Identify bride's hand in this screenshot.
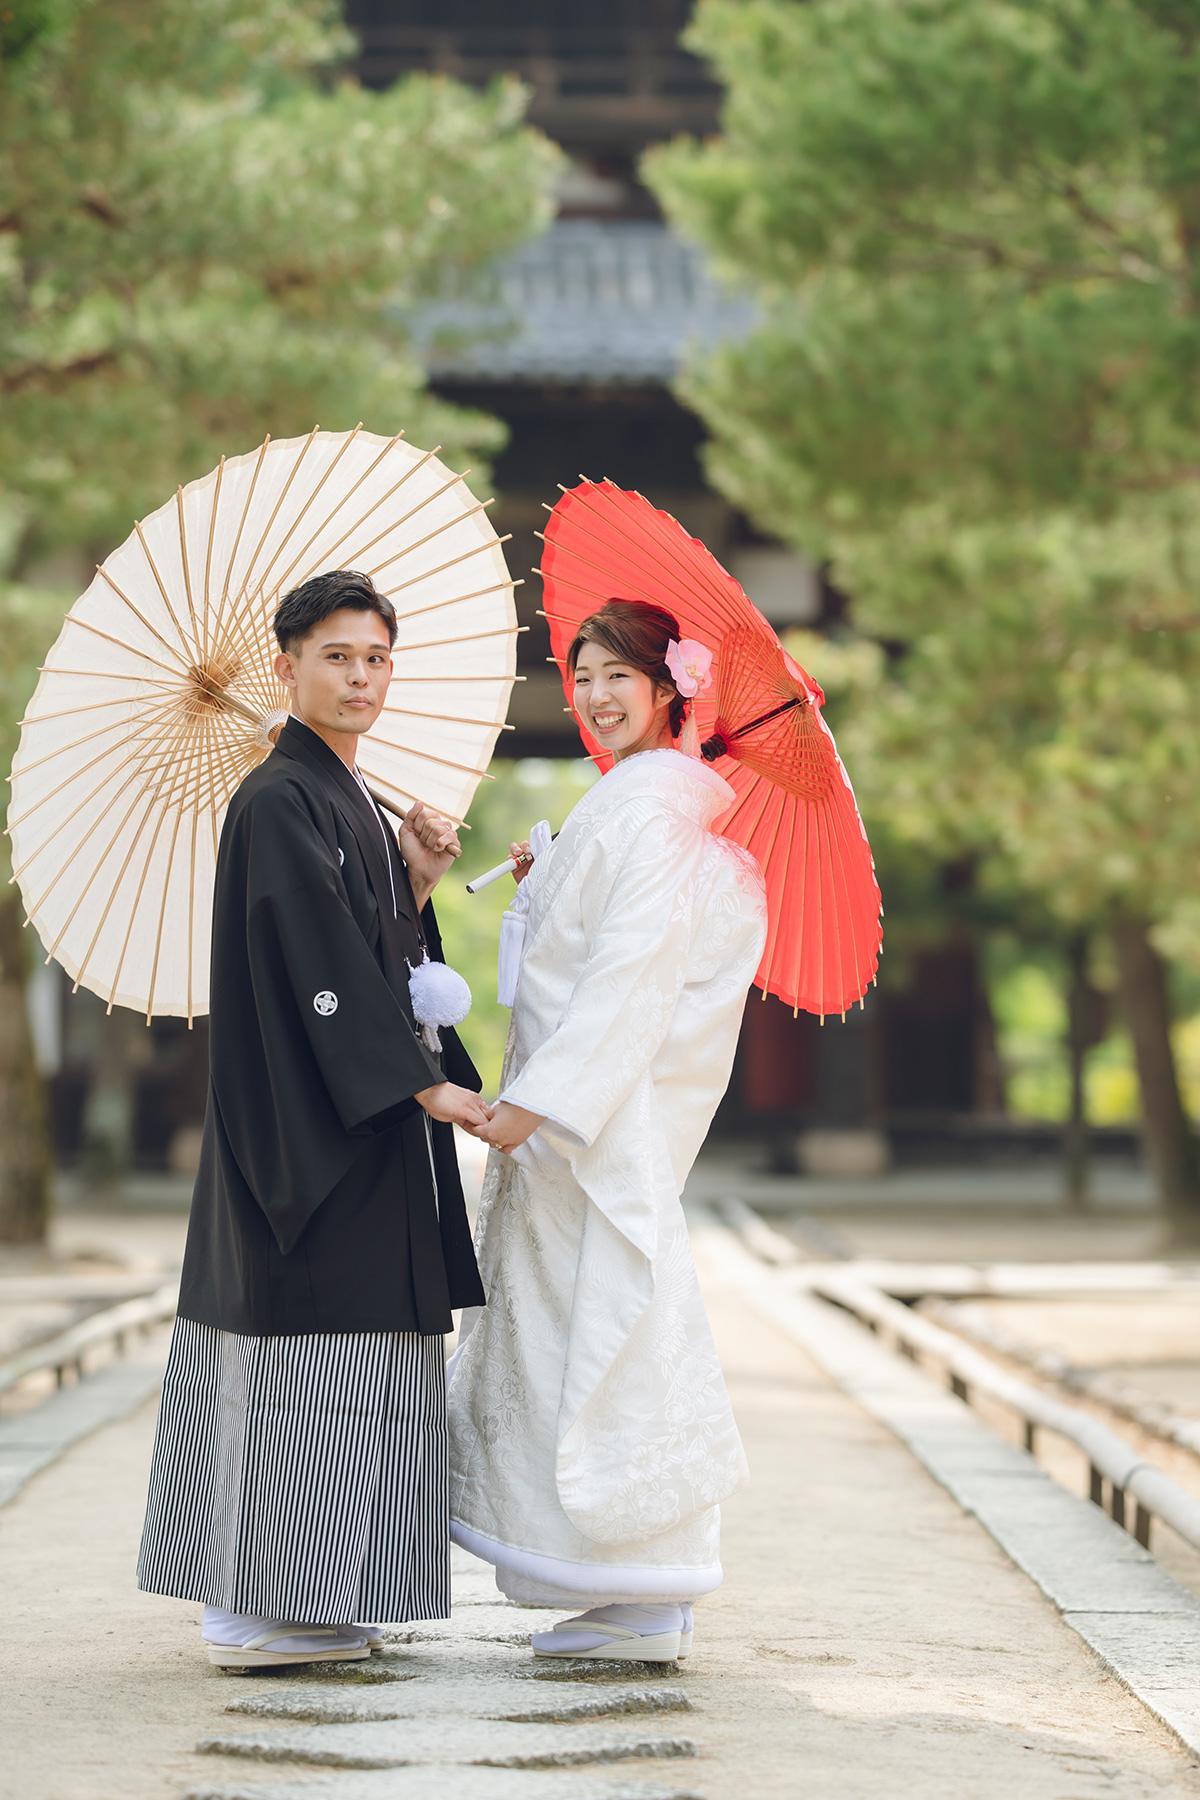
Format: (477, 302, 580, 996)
(509, 840, 533, 884)
(478, 1101, 543, 1155)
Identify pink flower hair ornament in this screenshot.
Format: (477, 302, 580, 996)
(664, 637, 713, 758)
(665, 637, 713, 699)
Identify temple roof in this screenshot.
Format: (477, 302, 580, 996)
(422, 220, 754, 385)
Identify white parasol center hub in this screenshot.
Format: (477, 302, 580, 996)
(254, 707, 290, 748)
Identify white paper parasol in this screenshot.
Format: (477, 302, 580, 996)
(7, 427, 519, 1021)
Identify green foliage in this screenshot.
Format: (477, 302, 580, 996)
(0, 0, 559, 891)
(0, 0, 73, 63)
(646, 0, 1200, 964)
(985, 949, 1200, 1125)
(0, 577, 73, 891)
(0, 0, 561, 564)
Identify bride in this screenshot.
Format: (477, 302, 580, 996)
(448, 597, 767, 1663)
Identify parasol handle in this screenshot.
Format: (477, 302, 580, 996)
(209, 688, 285, 738)
(701, 694, 807, 762)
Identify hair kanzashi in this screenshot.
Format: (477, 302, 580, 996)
(566, 598, 687, 738)
(273, 569, 398, 654)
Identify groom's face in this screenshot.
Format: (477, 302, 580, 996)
(274, 608, 394, 742)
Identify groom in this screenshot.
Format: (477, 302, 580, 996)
(138, 568, 489, 1669)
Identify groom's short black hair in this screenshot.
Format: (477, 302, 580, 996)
(273, 569, 398, 653)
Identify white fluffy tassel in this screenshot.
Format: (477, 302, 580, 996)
(678, 707, 701, 758)
(408, 954, 472, 1054)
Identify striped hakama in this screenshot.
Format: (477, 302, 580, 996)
(137, 1318, 448, 1623)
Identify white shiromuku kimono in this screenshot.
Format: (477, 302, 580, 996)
(448, 748, 768, 1604)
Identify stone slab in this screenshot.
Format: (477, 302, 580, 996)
(237, 1641, 686, 1690)
(376, 1604, 562, 1645)
(0, 1356, 163, 1506)
(1063, 1612, 1200, 1753)
(225, 1682, 691, 1726)
(187, 1772, 706, 1800)
(938, 1472, 1197, 1614)
(197, 1720, 697, 1770)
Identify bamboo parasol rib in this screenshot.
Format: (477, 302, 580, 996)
(8, 429, 518, 1020)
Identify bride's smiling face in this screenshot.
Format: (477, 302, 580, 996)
(571, 640, 674, 762)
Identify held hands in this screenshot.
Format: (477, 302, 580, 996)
(475, 1100, 544, 1156)
(401, 801, 461, 910)
(414, 1087, 541, 1154)
(415, 1082, 493, 1133)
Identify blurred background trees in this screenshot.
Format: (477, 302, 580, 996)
(6, 0, 1200, 1240)
(0, 0, 559, 1239)
(648, 0, 1200, 1229)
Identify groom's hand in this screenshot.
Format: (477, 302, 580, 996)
(416, 1082, 493, 1132)
(401, 801, 461, 910)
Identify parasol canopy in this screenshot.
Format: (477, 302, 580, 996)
(539, 479, 881, 1018)
(8, 427, 518, 1022)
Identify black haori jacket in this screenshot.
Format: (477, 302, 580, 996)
(177, 717, 486, 1337)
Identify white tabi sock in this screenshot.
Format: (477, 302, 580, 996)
(531, 1602, 684, 1656)
(202, 1605, 368, 1652)
(336, 1622, 383, 1645)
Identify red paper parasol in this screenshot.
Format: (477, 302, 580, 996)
(539, 480, 882, 1018)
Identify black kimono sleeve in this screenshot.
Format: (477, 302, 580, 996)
(214, 780, 443, 1255)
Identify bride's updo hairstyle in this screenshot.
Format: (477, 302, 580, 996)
(566, 599, 687, 739)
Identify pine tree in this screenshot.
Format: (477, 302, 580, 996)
(648, 0, 1200, 1227)
(0, 0, 559, 1239)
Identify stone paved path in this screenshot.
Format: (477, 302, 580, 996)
(189, 1551, 701, 1796)
(7, 1226, 1200, 1798)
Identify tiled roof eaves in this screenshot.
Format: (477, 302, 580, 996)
(415, 220, 754, 385)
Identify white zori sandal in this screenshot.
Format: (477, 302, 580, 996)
(204, 1623, 371, 1668)
(531, 1603, 684, 1663)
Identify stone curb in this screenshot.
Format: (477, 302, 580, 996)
(0, 1353, 164, 1506)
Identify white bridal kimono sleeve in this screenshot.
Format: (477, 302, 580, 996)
(449, 750, 768, 1603)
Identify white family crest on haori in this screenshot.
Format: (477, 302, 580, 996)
(448, 749, 768, 1600)
(7, 429, 518, 1021)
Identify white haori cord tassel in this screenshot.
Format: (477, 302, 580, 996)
(407, 953, 472, 1053)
